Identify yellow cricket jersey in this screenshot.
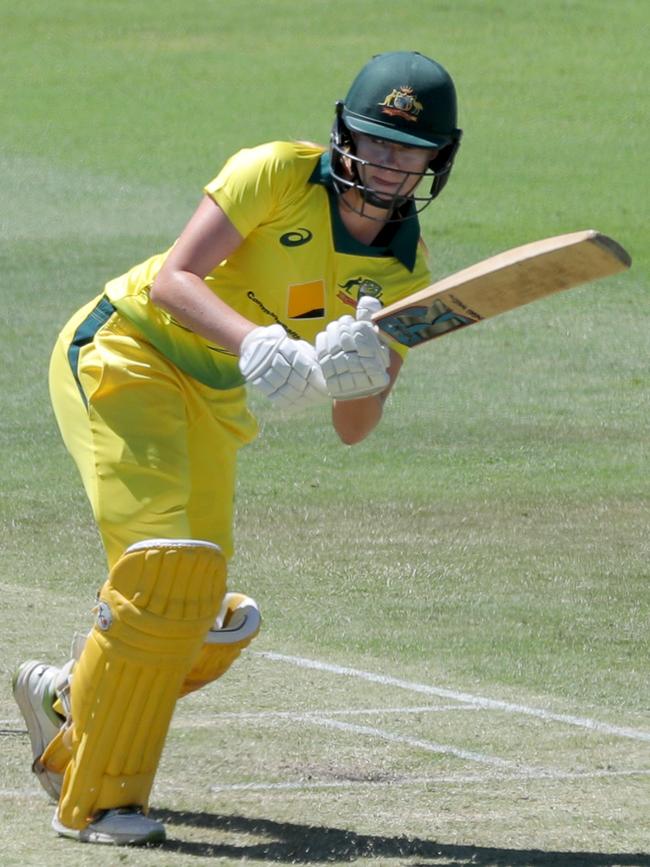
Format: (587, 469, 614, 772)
(105, 141, 432, 390)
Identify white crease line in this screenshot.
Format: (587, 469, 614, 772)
(290, 714, 521, 768)
(7, 707, 507, 768)
(257, 652, 650, 743)
(174, 705, 480, 724)
(175, 708, 515, 768)
(210, 767, 650, 794)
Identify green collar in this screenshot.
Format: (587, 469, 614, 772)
(309, 152, 421, 272)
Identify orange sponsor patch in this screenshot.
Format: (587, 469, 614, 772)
(287, 280, 325, 319)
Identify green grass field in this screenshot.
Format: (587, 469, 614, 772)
(1, 1, 648, 864)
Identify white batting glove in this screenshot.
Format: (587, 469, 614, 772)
(315, 296, 390, 401)
(239, 324, 329, 410)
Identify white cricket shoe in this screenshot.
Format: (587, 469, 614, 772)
(52, 808, 166, 845)
(12, 660, 65, 801)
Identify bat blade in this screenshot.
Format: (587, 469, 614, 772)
(374, 230, 631, 348)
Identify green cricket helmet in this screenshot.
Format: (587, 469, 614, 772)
(330, 51, 462, 218)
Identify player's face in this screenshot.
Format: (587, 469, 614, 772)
(352, 132, 439, 200)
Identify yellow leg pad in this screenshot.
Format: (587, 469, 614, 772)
(40, 726, 73, 775)
(179, 592, 261, 698)
(56, 539, 226, 830)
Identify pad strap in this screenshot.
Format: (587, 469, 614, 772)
(180, 593, 261, 697)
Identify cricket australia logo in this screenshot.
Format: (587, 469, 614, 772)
(379, 86, 423, 123)
(337, 277, 383, 309)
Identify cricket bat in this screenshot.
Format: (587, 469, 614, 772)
(374, 229, 631, 347)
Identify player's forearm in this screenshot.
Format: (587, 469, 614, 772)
(150, 271, 254, 354)
(331, 393, 385, 444)
(150, 197, 254, 354)
(332, 348, 402, 444)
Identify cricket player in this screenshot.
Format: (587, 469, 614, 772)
(13, 51, 462, 845)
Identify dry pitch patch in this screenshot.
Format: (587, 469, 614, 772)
(2, 646, 649, 865)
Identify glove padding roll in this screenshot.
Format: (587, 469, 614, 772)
(239, 324, 328, 410)
(316, 298, 390, 400)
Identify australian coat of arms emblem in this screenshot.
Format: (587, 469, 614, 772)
(378, 86, 423, 122)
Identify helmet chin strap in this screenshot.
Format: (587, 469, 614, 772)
(338, 174, 421, 223)
(360, 188, 406, 211)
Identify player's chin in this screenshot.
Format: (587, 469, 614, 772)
(370, 191, 395, 206)
(370, 178, 419, 203)
(364, 183, 401, 204)
(363, 188, 411, 212)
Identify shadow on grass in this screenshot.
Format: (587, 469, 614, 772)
(151, 808, 650, 865)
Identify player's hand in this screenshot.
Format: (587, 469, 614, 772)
(315, 297, 390, 400)
(239, 324, 329, 410)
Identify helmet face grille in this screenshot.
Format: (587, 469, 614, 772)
(330, 132, 433, 221)
(329, 104, 461, 222)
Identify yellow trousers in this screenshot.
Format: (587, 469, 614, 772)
(49, 296, 258, 568)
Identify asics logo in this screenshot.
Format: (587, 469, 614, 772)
(280, 228, 313, 247)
